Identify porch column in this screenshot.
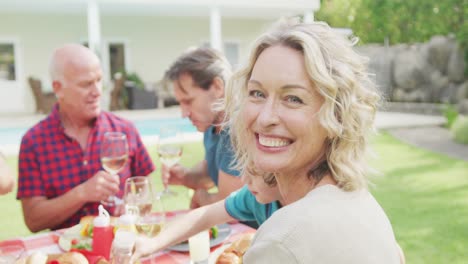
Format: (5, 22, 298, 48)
(210, 7, 223, 51)
(303, 11, 314, 23)
(87, 0, 102, 56)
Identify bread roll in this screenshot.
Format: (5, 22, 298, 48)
(229, 233, 254, 256)
(216, 233, 254, 264)
(47, 252, 89, 264)
(216, 252, 241, 264)
(26, 251, 48, 264)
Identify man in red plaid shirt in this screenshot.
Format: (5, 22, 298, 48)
(17, 44, 155, 232)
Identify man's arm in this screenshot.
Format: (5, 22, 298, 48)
(184, 160, 216, 189)
(164, 160, 215, 190)
(191, 170, 243, 208)
(22, 171, 120, 232)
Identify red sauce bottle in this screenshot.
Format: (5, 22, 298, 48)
(92, 205, 114, 260)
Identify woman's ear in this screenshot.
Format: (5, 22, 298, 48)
(211, 77, 225, 98)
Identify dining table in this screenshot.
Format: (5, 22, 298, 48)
(0, 210, 256, 264)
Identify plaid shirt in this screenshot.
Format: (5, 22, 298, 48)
(17, 104, 155, 230)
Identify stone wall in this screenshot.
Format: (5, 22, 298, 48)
(355, 35, 467, 114)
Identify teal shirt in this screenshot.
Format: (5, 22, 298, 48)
(225, 185, 281, 225)
(203, 126, 240, 185)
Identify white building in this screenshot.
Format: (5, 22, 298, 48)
(0, 0, 320, 114)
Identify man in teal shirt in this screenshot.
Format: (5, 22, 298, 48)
(162, 47, 243, 208)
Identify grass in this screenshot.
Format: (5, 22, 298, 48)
(1, 133, 467, 263)
(369, 132, 468, 264)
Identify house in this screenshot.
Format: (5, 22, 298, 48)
(0, 0, 320, 114)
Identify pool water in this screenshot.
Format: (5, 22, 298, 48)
(0, 117, 197, 146)
(135, 118, 197, 137)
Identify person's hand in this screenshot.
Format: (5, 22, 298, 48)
(190, 189, 209, 209)
(113, 203, 126, 216)
(131, 235, 157, 263)
(79, 170, 120, 202)
(161, 164, 187, 187)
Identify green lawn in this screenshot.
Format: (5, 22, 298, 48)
(370, 132, 468, 264)
(1, 133, 467, 263)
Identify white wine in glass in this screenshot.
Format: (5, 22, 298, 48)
(135, 215, 164, 237)
(102, 155, 128, 175)
(158, 145, 183, 168)
(158, 127, 183, 197)
(135, 195, 166, 237)
(100, 132, 129, 207)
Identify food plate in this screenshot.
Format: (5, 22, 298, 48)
(58, 224, 92, 252)
(208, 243, 231, 264)
(167, 223, 231, 252)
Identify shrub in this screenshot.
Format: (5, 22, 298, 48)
(125, 72, 145, 89)
(442, 104, 459, 128)
(451, 115, 468, 145)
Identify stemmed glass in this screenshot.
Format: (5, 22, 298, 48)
(100, 131, 129, 207)
(135, 195, 166, 237)
(123, 176, 153, 217)
(124, 176, 165, 237)
(158, 126, 183, 197)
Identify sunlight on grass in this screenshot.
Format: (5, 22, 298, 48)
(370, 132, 468, 264)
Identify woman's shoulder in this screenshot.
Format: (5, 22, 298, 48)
(251, 187, 399, 263)
(257, 185, 387, 238)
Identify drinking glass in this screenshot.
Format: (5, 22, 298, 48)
(124, 176, 153, 217)
(0, 245, 25, 264)
(135, 195, 166, 237)
(100, 131, 129, 207)
(158, 127, 183, 197)
(188, 230, 210, 264)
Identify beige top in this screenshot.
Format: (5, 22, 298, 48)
(244, 185, 400, 264)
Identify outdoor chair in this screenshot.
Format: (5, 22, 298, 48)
(28, 76, 56, 114)
(125, 82, 157, 110)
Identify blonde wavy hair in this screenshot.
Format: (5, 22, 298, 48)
(223, 19, 380, 191)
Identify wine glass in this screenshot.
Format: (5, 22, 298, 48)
(135, 195, 166, 237)
(123, 176, 153, 217)
(158, 126, 183, 197)
(100, 131, 129, 207)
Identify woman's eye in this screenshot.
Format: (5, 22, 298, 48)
(285, 95, 303, 104)
(248, 90, 265, 99)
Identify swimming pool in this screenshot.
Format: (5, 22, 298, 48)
(0, 117, 200, 155)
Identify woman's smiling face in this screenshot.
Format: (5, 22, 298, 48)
(242, 45, 328, 175)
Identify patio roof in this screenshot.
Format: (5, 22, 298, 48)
(0, 0, 320, 18)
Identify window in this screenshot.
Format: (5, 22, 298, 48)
(82, 41, 127, 80)
(0, 44, 15, 81)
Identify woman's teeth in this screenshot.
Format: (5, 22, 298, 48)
(259, 136, 290, 147)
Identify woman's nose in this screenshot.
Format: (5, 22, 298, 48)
(257, 99, 280, 127)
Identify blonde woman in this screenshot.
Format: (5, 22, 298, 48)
(224, 19, 402, 263)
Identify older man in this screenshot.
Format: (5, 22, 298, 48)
(162, 47, 243, 209)
(17, 44, 154, 232)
